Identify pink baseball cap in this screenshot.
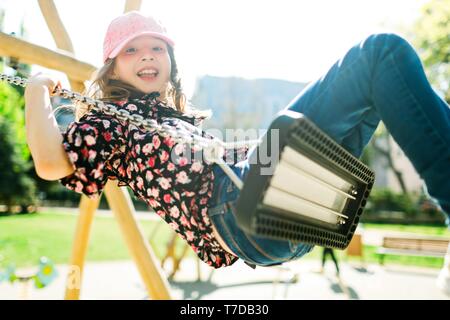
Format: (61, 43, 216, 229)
(103, 11, 175, 63)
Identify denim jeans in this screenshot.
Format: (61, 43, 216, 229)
(208, 162, 315, 267)
(207, 33, 450, 267)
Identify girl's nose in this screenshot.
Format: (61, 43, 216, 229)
(141, 55, 154, 61)
(140, 48, 155, 61)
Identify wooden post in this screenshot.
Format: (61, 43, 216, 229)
(1, 1, 173, 299)
(104, 180, 172, 299)
(64, 194, 100, 300)
(124, 0, 143, 12)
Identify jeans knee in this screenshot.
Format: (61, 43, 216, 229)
(364, 32, 411, 51)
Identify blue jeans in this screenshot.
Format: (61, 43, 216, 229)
(208, 33, 450, 267)
(208, 162, 315, 267)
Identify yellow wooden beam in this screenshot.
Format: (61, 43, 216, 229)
(0, 32, 96, 83)
(104, 180, 172, 299)
(37, 0, 74, 53)
(64, 194, 100, 300)
(124, 0, 142, 12)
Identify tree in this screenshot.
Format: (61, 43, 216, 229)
(0, 116, 38, 213)
(411, 0, 450, 102)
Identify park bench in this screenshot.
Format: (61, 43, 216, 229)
(377, 235, 450, 265)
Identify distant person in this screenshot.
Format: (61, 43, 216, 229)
(320, 248, 340, 277)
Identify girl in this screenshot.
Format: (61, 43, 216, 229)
(25, 11, 450, 270)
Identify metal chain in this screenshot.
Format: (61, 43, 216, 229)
(1, 73, 259, 189)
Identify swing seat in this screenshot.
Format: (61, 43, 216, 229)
(235, 110, 375, 250)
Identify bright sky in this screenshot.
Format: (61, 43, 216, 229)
(1, 0, 429, 97)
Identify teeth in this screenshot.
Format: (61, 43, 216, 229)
(138, 69, 158, 76)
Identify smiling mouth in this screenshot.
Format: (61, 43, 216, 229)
(137, 69, 159, 79)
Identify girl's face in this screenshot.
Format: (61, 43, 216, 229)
(113, 35, 172, 99)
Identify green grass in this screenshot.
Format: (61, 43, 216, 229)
(0, 211, 448, 269)
(0, 211, 192, 268)
(362, 223, 450, 236)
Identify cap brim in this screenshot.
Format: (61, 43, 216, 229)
(108, 31, 175, 60)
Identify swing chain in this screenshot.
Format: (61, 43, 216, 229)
(1, 73, 257, 187)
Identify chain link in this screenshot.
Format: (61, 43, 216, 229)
(1, 73, 260, 188)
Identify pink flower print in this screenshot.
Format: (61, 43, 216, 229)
(169, 205, 180, 218)
(157, 177, 171, 190)
(133, 132, 145, 141)
(167, 162, 175, 171)
(85, 182, 98, 194)
(93, 163, 103, 179)
(163, 136, 175, 148)
(146, 187, 159, 198)
(102, 120, 110, 129)
(126, 104, 137, 111)
(142, 143, 153, 155)
(184, 191, 195, 197)
(75, 181, 83, 193)
(156, 210, 166, 219)
(200, 197, 208, 205)
(181, 201, 188, 214)
(102, 131, 112, 142)
(152, 135, 161, 149)
(80, 123, 93, 130)
(136, 176, 144, 190)
(163, 194, 172, 204)
(118, 165, 126, 177)
(178, 157, 188, 166)
(169, 221, 179, 231)
(202, 213, 210, 225)
(81, 148, 89, 160)
(185, 231, 194, 242)
(126, 166, 132, 178)
(68, 151, 78, 163)
(173, 191, 180, 200)
(180, 215, 191, 228)
(135, 144, 141, 155)
(84, 135, 96, 146)
(145, 170, 154, 182)
(148, 197, 161, 208)
(159, 150, 169, 163)
(174, 144, 184, 155)
(147, 156, 156, 168)
(75, 135, 82, 147)
(190, 217, 198, 227)
(88, 150, 97, 162)
(176, 171, 191, 184)
(191, 161, 203, 173)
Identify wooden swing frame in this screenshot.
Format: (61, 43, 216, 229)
(0, 0, 172, 300)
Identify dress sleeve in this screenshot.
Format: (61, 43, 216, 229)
(58, 112, 124, 199)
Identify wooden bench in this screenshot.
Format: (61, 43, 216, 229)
(377, 235, 450, 265)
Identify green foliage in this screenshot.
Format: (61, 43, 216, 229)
(412, 0, 450, 101)
(0, 81, 29, 160)
(0, 116, 38, 208)
(366, 188, 417, 215)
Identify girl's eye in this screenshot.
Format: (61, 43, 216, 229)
(125, 47, 137, 54)
(153, 46, 164, 52)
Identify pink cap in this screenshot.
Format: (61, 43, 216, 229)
(103, 11, 175, 63)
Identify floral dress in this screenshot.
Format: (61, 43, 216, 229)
(59, 93, 248, 268)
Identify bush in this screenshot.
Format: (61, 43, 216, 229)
(0, 116, 39, 213)
(365, 188, 417, 215)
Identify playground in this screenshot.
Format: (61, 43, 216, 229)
(1, 0, 449, 301)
